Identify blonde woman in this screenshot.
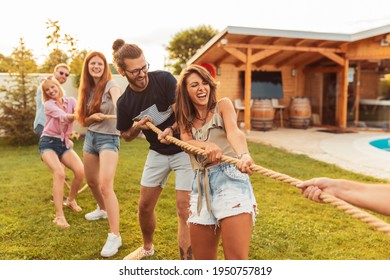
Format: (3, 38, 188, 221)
(77, 51, 122, 257)
(38, 77, 84, 228)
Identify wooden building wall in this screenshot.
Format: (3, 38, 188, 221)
(347, 37, 390, 100)
(215, 64, 301, 112)
(305, 72, 323, 121)
(214, 64, 242, 101)
(360, 71, 380, 99)
(208, 35, 390, 129)
(347, 36, 390, 60)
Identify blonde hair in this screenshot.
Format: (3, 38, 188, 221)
(54, 63, 70, 73)
(40, 76, 65, 103)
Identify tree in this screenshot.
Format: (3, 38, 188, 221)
(69, 49, 88, 87)
(0, 53, 13, 73)
(165, 25, 219, 75)
(39, 19, 79, 73)
(39, 49, 68, 73)
(0, 38, 38, 145)
(40, 19, 87, 87)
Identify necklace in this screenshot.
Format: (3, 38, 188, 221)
(195, 112, 208, 125)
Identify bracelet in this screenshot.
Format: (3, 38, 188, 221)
(238, 152, 250, 159)
(167, 126, 175, 133)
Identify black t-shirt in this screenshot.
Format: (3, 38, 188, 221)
(116, 71, 182, 155)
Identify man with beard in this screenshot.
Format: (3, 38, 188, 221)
(112, 39, 192, 260)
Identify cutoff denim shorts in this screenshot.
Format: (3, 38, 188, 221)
(34, 124, 44, 136)
(83, 130, 120, 156)
(141, 149, 193, 191)
(188, 162, 257, 226)
(39, 136, 70, 158)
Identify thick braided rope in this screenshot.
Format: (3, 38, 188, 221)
(146, 121, 390, 236)
(69, 114, 116, 119)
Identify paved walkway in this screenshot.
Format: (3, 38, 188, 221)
(246, 127, 390, 181)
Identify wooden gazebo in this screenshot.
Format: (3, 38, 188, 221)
(186, 25, 390, 131)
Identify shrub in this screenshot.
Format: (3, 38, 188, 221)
(0, 39, 38, 145)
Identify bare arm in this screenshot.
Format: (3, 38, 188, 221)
(219, 98, 254, 174)
(296, 177, 390, 216)
(83, 113, 105, 127)
(109, 86, 121, 108)
(83, 87, 121, 127)
(121, 116, 152, 142)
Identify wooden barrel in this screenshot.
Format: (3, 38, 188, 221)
(251, 99, 274, 131)
(289, 97, 312, 128)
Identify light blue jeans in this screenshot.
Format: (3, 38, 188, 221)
(188, 162, 257, 226)
(83, 130, 120, 156)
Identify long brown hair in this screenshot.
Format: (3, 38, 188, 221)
(175, 64, 217, 133)
(77, 51, 112, 126)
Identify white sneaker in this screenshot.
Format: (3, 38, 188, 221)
(85, 205, 107, 221)
(100, 233, 122, 257)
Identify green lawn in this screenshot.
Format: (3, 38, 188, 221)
(1, 137, 390, 260)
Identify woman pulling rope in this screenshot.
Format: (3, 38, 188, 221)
(84, 72, 390, 239)
(156, 64, 390, 239)
(149, 120, 390, 236)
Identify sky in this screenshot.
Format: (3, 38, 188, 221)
(2, 0, 390, 71)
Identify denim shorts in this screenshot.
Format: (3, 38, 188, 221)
(83, 130, 120, 156)
(34, 124, 44, 136)
(141, 149, 193, 191)
(188, 162, 257, 226)
(39, 136, 70, 158)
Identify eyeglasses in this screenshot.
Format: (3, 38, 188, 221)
(124, 62, 149, 76)
(59, 71, 70, 77)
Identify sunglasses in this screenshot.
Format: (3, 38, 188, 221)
(59, 71, 70, 77)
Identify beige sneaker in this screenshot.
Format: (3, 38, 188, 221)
(123, 245, 154, 260)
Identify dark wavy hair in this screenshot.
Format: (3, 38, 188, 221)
(175, 64, 217, 133)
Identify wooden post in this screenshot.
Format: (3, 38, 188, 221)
(339, 58, 349, 128)
(354, 62, 361, 127)
(244, 48, 252, 132)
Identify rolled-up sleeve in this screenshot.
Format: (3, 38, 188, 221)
(44, 100, 72, 123)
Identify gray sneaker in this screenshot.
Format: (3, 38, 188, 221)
(101, 233, 122, 257)
(85, 205, 107, 221)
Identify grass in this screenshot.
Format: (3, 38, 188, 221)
(1, 137, 390, 260)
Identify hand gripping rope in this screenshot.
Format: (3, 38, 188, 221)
(69, 114, 117, 120)
(145, 121, 390, 236)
